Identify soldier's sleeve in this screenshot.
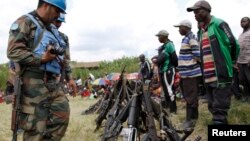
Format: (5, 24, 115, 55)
(63, 34, 73, 81)
(7, 16, 41, 66)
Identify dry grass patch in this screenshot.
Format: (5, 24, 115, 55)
(0, 96, 250, 141)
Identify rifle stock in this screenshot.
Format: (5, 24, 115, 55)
(101, 65, 128, 141)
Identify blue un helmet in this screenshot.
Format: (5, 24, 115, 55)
(42, 0, 67, 13)
(57, 13, 65, 22)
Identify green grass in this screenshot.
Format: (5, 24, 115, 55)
(62, 97, 101, 141)
(228, 99, 250, 124)
(0, 96, 250, 141)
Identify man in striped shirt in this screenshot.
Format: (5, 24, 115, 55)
(187, 0, 239, 125)
(174, 19, 202, 130)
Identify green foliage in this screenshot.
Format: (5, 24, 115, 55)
(72, 56, 140, 80)
(228, 100, 250, 124)
(0, 64, 9, 90)
(0, 57, 140, 90)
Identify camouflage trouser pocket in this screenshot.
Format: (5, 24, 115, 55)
(35, 99, 50, 119)
(19, 112, 47, 134)
(19, 113, 36, 131)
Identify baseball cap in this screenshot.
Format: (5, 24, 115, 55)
(155, 30, 169, 37)
(187, 0, 211, 12)
(174, 20, 192, 28)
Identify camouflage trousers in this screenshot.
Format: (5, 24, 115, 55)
(19, 77, 70, 141)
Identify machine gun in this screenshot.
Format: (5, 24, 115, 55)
(101, 67, 160, 141)
(140, 80, 160, 141)
(101, 65, 127, 141)
(94, 90, 114, 131)
(81, 98, 102, 115)
(11, 63, 22, 141)
(101, 89, 123, 141)
(105, 95, 136, 139)
(119, 94, 139, 141)
(158, 94, 194, 141)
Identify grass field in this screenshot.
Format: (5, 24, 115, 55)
(0, 95, 249, 141)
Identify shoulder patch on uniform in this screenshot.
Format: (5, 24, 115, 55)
(10, 23, 19, 30)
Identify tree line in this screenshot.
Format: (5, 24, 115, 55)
(0, 56, 140, 90)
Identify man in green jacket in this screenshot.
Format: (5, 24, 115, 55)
(187, 0, 239, 124)
(152, 30, 178, 113)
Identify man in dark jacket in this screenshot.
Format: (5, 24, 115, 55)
(139, 54, 152, 82)
(152, 30, 178, 113)
(187, 0, 239, 124)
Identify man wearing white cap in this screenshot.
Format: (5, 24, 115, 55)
(174, 19, 202, 130)
(152, 30, 178, 113)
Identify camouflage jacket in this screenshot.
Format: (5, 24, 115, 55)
(59, 31, 72, 81)
(7, 11, 72, 80)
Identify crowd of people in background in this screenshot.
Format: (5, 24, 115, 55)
(1, 0, 250, 140)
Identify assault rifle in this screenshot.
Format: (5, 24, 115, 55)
(101, 65, 127, 141)
(82, 98, 102, 115)
(102, 88, 123, 141)
(105, 95, 135, 139)
(141, 80, 160, 141)
(11, 63, 22, 141)
(94, 91, 114, 131)
(120, 94, 139, 141)
(159, 95, 194, 141)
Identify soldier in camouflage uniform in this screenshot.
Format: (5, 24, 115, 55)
(51, 14, 74, 96)
(7, 0, 77, 141)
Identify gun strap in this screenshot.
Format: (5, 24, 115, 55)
(26, 13, 46, 51)
(14, 62, 26, 78)
(34, 29, 45, 50)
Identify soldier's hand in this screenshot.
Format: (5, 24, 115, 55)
(69, 79, 77, 97)
(41, 45, 56, 63)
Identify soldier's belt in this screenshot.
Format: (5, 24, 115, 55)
(23, 70, 44, 79)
